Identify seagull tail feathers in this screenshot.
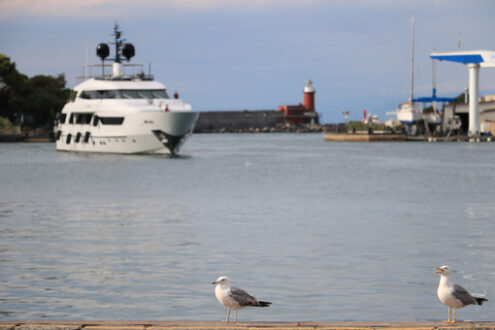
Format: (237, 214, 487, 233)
(258, 301, 271, 307)
(475, 297, 488, 305)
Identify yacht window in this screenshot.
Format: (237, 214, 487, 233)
(78, 89, 169, 99)
(79, 91, 92, 99)
(92, 115, 99, 126)
(79, 90, 106, 99)
(59, 113, 67, 124)
(137, 90, 154, 99)
(120, 90, 140, 99)
(151, 89, 169, 98)
(116, 89, 169, 99)
(104, 90, 116, 99)
(76, 113, 93, 124)
(68, 113, 74, 124)
(99, 117, 125, 125)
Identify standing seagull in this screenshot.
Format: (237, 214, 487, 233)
(435, 265, 487, 323)
(211, 276, 271, 323)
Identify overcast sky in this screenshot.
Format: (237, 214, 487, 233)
(1, 0, 494, 123)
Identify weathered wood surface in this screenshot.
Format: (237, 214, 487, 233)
(1, 321, 495, 330)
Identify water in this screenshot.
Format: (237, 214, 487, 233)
(1, 134, 494, 321)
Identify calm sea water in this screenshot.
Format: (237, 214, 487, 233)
(1, 134, 494, 321)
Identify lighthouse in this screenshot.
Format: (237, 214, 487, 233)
(303, 79, 315, 111)
(278, 79, 319, 126)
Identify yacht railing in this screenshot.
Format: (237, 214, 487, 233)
(76, 63, 154, 82)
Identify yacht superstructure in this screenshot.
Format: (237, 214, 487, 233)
(55, 24, 198, 155)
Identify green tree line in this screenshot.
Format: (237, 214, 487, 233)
(0, 54, 71, 130)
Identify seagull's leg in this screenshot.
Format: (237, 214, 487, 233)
(447, 306, 451, 322)
(453, 308, 457, 323)
(226, 307, 230, 322)
(234, 309, 238, 323)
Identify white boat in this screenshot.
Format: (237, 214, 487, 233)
(423, 111, 442, 126)
(55, 24, 198, 155)
(396, 102, 422, 125)
(393, 14, 422, 126)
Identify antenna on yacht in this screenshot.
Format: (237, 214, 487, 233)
(95, 23, 135, 79)
(113, 23, 122, 63)
(84, 40, 89, 78)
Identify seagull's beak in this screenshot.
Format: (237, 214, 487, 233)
(434, 267, 443, 274)
(211, 281, 217, 285)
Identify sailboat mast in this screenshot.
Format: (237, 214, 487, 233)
(408, 13, 415, 103)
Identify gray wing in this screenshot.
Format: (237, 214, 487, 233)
(229, 287, 260, 307)
(452, 284, 477, 306)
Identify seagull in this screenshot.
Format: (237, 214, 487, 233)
(211, 276, 271, 323)
(435, 265, 487, 323)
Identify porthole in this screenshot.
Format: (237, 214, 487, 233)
(66, 133, 72, 144)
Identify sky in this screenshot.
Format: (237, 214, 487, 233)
(1, 0, 495, 123)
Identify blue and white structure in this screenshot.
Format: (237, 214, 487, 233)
(431, 50, 495, 136)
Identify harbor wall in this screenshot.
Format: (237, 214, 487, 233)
(194, 110, 285, 133)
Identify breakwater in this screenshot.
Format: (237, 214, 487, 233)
(194, 110, 345, 133)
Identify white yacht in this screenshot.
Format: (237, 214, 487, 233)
(55, 24, 198, 155)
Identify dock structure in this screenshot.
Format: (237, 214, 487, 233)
(431, 50, 495, 136)
(1, 321, 495, 330)
(324, 133, 493, 143)
(324, 133, 407, 142)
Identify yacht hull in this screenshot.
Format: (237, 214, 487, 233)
(56, 111, 198, 155)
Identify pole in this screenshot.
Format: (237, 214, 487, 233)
(408, 13, 415, 103)
(468, 63, 480, 136)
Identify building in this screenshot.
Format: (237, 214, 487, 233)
(278, 80, 319, 126)
(442, 93, 495, 135)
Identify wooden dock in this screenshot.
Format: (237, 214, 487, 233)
(324, 133, 493, 143)
(1, 321, 495, 330)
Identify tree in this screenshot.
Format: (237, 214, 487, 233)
(26, 74, 70, 126)
(0, 53, 71, 128)
(0, 54, 29, 124)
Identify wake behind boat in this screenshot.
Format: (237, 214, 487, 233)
(55, 24, 198, 155)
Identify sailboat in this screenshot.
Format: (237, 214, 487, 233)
(395, 14, 422, 125)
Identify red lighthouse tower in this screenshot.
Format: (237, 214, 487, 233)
(303, 79, 315, 111)
(278, 79, 319, 126)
